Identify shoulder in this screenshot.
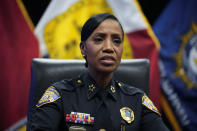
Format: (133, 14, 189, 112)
(52, 79, 74, 91)
(117, 81, 144, 96)
(52, 76, 84, 91)
(116, 81, 160, 115)
(36, 76, 83, 108)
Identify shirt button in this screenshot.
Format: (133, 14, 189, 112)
(118, 82, 122, 87)
(77, 79, 82, 84)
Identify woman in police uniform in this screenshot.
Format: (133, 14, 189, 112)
(30, 13, 169, 131)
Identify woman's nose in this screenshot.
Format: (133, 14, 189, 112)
(103, 39, 114, 53)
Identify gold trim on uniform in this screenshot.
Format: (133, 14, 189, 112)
(142, 94, 160, 115)
(110, 86, 115, 93)
(120, 107, 134, 124)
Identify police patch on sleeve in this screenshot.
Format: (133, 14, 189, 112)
(36, 86, 61, 107)
(142, 94, 160, 115)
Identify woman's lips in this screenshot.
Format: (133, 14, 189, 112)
(99, 56, 115, 65)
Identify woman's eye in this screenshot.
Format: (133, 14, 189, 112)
(113, 39, 122, 44)
(94, 38, 103, 42)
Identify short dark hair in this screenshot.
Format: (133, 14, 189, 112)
(81, 13, 124, 42)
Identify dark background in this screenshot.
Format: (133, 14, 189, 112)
(22, 0, 170, 27)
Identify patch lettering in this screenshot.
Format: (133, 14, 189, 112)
(142, 94, 160, 115)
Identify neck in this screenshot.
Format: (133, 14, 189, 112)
(88, 68, 113, 89)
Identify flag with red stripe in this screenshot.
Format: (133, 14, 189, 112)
(0, 0, 39, 130)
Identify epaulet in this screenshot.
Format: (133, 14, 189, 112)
(142, 94, 161, 115)
(36, 86, 61, 107)
(53, 79, 75, 91)
(53, 77, 84, 91)
(117, 81, 143, 96)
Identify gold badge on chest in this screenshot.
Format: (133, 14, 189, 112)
(120, 107, 134, 124)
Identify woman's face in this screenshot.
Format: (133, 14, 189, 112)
(81, 19, 123, 73)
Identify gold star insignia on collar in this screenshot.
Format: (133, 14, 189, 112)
(110, 86, 116, 93)
(88, 84, 95, 92)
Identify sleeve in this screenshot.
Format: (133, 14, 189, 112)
(140, 94, 169, 131)
(29, 86, 64, 131)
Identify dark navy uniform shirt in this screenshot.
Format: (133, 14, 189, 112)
(30, 73, 169, 131)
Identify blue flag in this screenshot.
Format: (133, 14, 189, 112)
(153, 0, 197, 130)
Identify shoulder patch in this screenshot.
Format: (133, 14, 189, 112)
(142, 94, 160, 115)
(36, 86, 61, 107)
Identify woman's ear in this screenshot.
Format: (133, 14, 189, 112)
(80, 42, 86, 57)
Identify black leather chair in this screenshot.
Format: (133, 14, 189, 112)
(27, 58, 150, 127)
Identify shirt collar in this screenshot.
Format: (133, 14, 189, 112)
(81, 73, 118, 101)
